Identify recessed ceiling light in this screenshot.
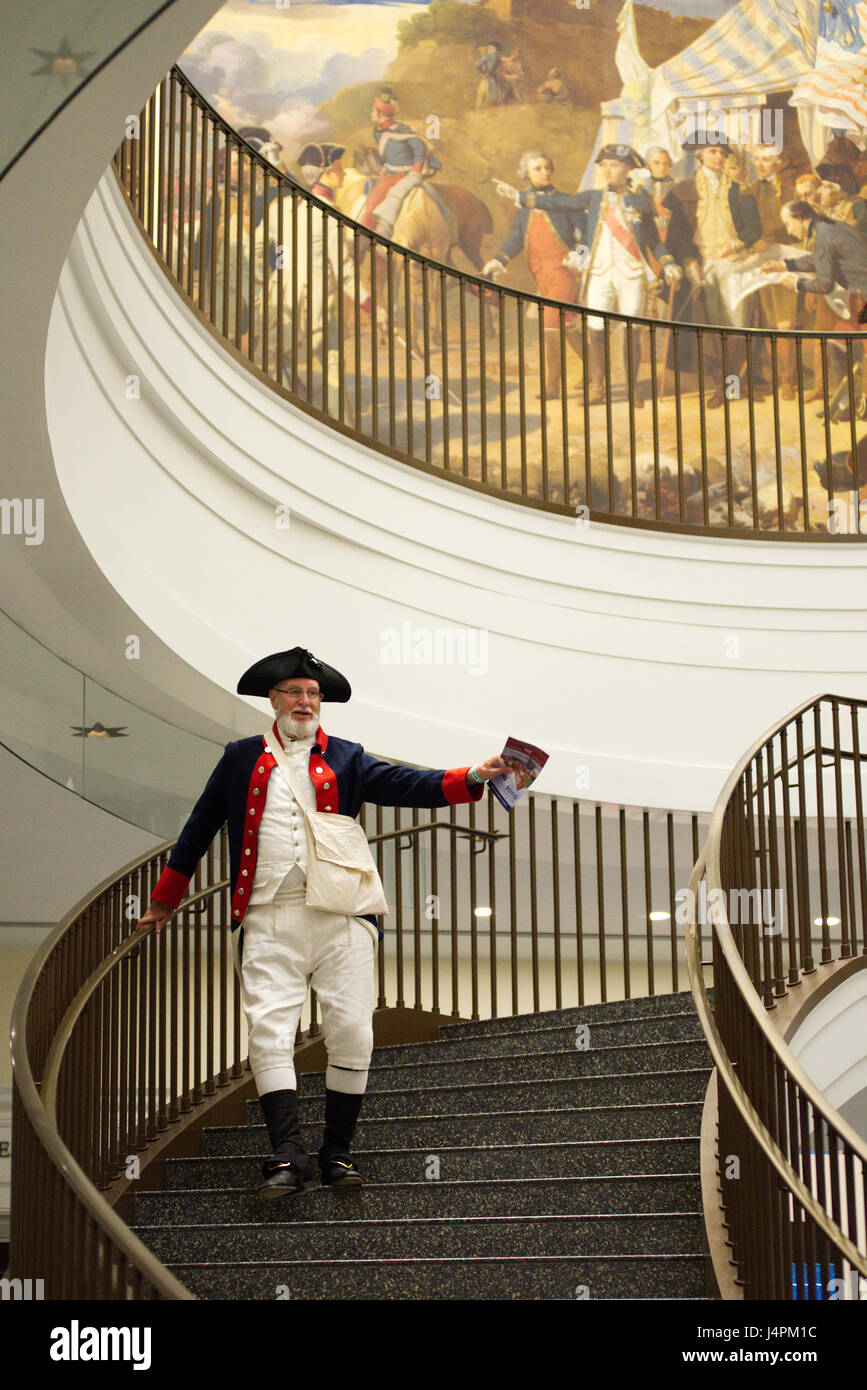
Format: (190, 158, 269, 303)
(648, 910, 670, 921)
(474, 907, 492, 918)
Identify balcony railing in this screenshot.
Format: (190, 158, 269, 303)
(111, 66, 867, 540)
(686, 694, 867, 1299)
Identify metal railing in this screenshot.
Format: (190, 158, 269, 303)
(11, 787, 709, 1298)
(686, 694, 867, 1299)
(110, 65, 867, 540)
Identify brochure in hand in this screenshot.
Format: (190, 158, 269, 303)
(488, 737, 549, 811)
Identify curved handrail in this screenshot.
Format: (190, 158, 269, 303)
(688, 692, 867, 1297)
(685, 852, 867, 1279)
(109, 66, 867, 539)
(9, 837, 195, 1299)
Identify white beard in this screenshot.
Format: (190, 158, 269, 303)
(273, 710, 317, 743)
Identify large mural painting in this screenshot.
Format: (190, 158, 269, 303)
(170, 0, 867, 528)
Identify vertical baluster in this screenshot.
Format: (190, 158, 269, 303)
(517, 296, 527, 493)
(619, 807, 630, 999)
(529, 795, 540, 1012)
(643, 810, 654, 996)
(667, 811, 678, 993)
(551, 799, 561, 1010)
(813, 704, 832, 963)
(469, 800, 479, 1019)
(488, 792, 498, 1019)
(595, 806, 606, 1002)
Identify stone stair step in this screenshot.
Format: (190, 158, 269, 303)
(202, 1101, 704, 1155)
(168, 1137, 700, 1187)
(164, 1253, 706, 1300)
(371, 1013, 705, 1064)
(438, 993, 699, 1038)
(134, 1211, 703, 1262)
(246, 1068, 711, 1121)
(298, 1039, 711, 1092)
(134, 1173, 701, 1225)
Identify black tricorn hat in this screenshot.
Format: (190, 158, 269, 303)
(238, 126, 276, 149)
(237, 647, 351, 701)
(681, 133, 732, 156)
(298, 142, 346, 169)
(596, 143, 645, 169)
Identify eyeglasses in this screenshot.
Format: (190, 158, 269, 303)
(273, 686, 322, 701)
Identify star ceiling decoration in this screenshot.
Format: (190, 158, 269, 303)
(30, 37, 97, 84)
(70, 723, 129, 739)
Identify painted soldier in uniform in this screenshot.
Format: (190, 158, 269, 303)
(495, 145, 680, 406)
(483, 150, 586, 399)
(749, 143, 799, 399)
(667, 140, 763, 406)
(359, 89, 442, 239)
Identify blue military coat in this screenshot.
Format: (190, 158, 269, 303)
(492, 183, 586, 266)
(515, 186, 674, 274)
(152, 722, 482, 938)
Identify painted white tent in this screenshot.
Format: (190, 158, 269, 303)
(579, 0, 858, 188)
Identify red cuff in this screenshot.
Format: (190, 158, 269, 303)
(151, 866, 190, 910)
(443, 766, 484, 804)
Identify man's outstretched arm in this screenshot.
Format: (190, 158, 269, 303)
(357, 752, 505, 810)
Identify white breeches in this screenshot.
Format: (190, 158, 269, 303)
(239, 886, 377, 1097)
(585, 266, 647, 331)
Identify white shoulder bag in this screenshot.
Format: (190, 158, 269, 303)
(263, 732, 389, 918)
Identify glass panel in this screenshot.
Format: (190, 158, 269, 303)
(0, 609, 222, 837)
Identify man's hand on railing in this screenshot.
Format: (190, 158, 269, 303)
(136, 899, 174, 934)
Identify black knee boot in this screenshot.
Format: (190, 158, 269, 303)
(319, 1088, 364, 1166)
(259, 1088, 309, 1178)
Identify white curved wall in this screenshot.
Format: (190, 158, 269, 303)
(44, 169, 867, 811)
(787, 967, 867, 1142)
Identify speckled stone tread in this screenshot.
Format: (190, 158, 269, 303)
(438, 993, 701, 1038)
(296, 1039, 711, 1092)
(134, 1172, 701, 1225)
(163, 1254, 706, 1300)
(133, 1211, 703, 1262)
(246, 1067, 711, 1120)
(202, 1101, 704, 1154)
(168, 1137, 700, 1187)
(371, 1012, 705, 1064)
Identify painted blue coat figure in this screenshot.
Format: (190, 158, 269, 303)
(509, 144, 679, 406)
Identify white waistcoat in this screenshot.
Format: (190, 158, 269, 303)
(248, 735, 317, 904)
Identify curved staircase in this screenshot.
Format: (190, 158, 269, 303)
(132, 993, 712, 1300)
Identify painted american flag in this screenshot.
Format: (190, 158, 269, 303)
(790, 0, 867, 136)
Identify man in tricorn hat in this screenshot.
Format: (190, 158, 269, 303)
(665, 139, 763, 406)
(136, 648, 503, 1197)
